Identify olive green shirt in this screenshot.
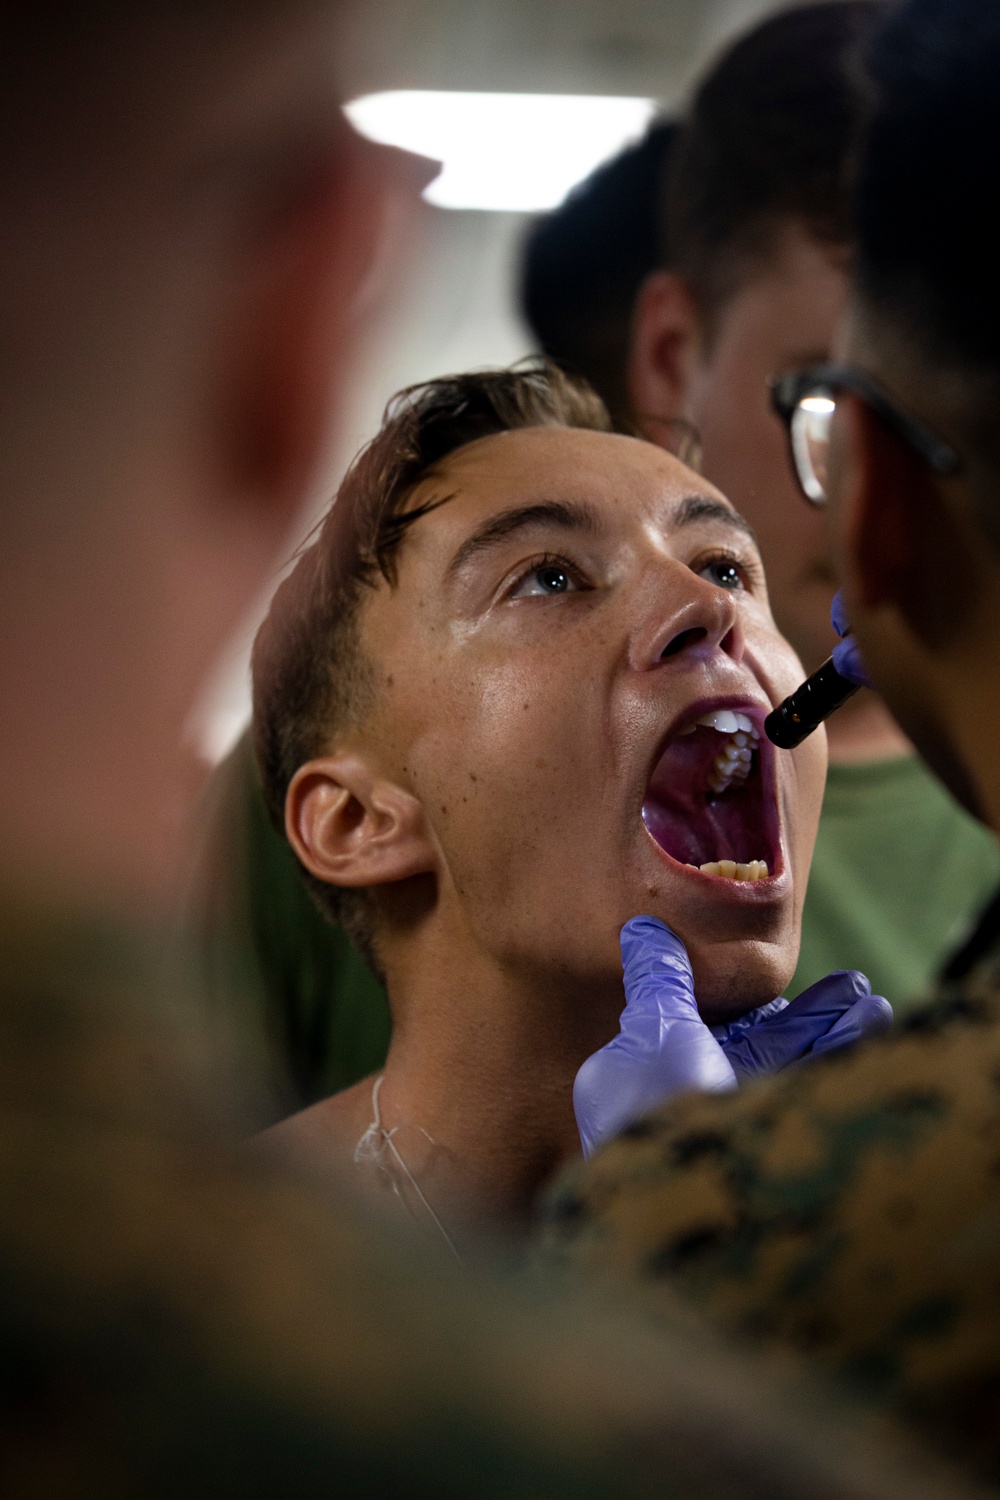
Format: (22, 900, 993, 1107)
(790, 756, 1000, 1010)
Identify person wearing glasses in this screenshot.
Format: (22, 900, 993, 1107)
(627, 1, 1000, 1014)
(543, 0, 1000, 1480)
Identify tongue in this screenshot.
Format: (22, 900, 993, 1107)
(642, 727, 768, 867)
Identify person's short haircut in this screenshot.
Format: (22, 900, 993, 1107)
(854, 0, 1000, 544)
(856, 0, 1000, 379)
(252, 360, 611, 970)
(667, 1, 883, 329)
(521, 123, 677, 429)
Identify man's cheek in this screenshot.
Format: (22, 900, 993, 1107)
(417, 697, 567, 824)
(749, 624, 808, 703)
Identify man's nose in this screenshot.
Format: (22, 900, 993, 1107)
(630, 568, 746, 671)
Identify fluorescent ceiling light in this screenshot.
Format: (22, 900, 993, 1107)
(344, 91, 658, 212)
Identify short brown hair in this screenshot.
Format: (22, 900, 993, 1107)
(252, 360, 611, 969)
(667, 2, 883, 327)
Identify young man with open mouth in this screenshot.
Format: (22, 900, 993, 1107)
(252, 361, 877, 1241)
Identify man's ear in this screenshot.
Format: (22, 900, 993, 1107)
(835, 394, 970, 649)
(214, 123, 434, 531)
(626, 270, 701, 442)
(285, 754, 437, 890)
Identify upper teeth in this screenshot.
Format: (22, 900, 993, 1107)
(695, 709, 755, 735)
(680, 710, 761, 794)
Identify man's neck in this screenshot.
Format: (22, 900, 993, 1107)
(824, 687, 912, 765)
(295, 928, 625, 1237)
(379, 942, 625, 1230)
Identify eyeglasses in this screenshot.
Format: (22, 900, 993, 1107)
(770, 362, 961, 506)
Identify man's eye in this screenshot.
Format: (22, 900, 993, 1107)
(510, 563, 578, 598)
(698, 558, 745, 591)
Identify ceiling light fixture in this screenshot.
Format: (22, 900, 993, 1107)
(344, 90, 658, 212)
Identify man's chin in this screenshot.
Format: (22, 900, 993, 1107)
(638, 864, 797, 951)
(685, 937, 797, 1024)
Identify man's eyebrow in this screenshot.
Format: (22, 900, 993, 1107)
(446, 500, 602, 579)
(672, 494, 756, 540)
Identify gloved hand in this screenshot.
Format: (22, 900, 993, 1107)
(574, 916, 893, 1158)
(710, 967, 893, 1080)
(574, 917, 736, 1159)
(831, 588, 873, 688)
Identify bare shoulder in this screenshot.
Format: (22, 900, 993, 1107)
(257, 1075, 378, 1170)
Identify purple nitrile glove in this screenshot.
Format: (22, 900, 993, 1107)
(711, 968, 893, 1081)
(574, 917, 893, 1159)
(830, 588, 873, 689)
(574, 917, 737, 1159)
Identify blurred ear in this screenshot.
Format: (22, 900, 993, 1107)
(626, 270, 701, 440)
(214, 122, 434, 532)
(835, 394, 969, 649)
(285, 754, 438, 890)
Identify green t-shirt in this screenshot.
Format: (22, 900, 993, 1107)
(789, 754, 1000, 1010)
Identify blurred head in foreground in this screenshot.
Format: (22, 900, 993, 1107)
(629, 2, 882, 677)
(0, 1, 413, 924)
(253, 363, 824, 1072)
(821, 0, 1000, 831)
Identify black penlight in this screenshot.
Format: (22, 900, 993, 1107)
(764, 657, 860, 749)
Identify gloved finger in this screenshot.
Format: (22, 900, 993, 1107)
(831, 588, 852, 638)
(618, 917, 701, 1043)
(830, 590, 873, 688)
(784, 969, 870, 1020)
(722, 970, 871, 1080)
(832, 632, 873, 689)
(809, 992, 893, 1056)
(573, 919, 735, 1157)
(613, 914, 735, 1092)
(620, 916, 696, 1002)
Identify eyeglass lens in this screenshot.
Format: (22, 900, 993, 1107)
(790, 393, 835, 504)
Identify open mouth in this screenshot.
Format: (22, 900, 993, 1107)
(642, 707, 779, 882)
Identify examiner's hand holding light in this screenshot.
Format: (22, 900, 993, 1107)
(575, 916, 892, 1158)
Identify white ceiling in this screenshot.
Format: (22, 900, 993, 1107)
(339, 0, 806, 108)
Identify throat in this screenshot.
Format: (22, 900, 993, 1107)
(641, 717, 777, 875)
(367, 1059, 583, 1235)
(378, 980, 609, 1227)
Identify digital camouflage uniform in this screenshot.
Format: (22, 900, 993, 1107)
(4, 900, 981, 1500)
(541, 890, 1000, 1483)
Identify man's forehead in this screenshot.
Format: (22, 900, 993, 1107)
(403, 424, 741, 540)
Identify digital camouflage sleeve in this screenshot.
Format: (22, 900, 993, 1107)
(541, 891, 1000, 1484)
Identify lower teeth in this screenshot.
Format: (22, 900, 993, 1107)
(694, 859, 769, 881)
